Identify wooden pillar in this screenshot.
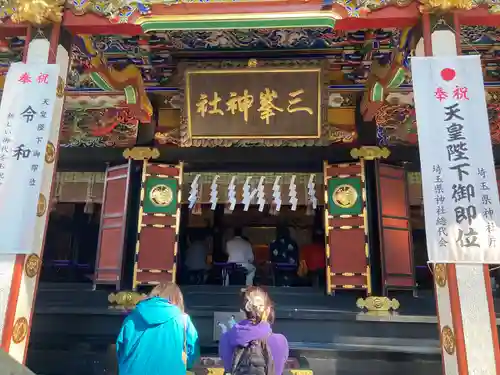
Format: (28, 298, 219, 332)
(418, 13, 500, 375)
(0, 24, 70, 363)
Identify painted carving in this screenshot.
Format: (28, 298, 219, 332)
(62, 109, 139, 147)
(361, 28, 413, 121)
(71, 36, 152, 135)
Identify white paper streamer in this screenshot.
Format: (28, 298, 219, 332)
(188, 174, 201, 210)
(242, 176, 257, 211)
(307, 174, 318, 209)
(272, 176, 282, 212)
(228, 175, 237, 212)
(289, 175, 298, 211)
(210, 175, 220, 210)
(257, 176, 266, 212)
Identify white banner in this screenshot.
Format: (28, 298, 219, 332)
(412, 55, 500, 263)
(0, 62, 59, 254)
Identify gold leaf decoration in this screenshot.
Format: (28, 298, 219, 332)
(350, 146, 391, 160)
(25, 253, 41, 278)
(441, 325, 456, 355)
(123, 147, 160, 160)
(434, 263, 447, 287)
(12, 317, 28, 344)
(11, 0, 65, 26)
(108, 291, 146, 310)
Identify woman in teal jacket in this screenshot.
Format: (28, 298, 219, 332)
(116, 282, 199, 375)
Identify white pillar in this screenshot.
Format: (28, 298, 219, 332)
(0, 35, 69, 363)
(416, 29, 500, 375)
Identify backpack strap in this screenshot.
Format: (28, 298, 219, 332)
(231, 345, 245, 375)
(260, 333, 275, 375)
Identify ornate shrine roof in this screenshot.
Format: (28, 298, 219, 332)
(66, 26, 500, 91)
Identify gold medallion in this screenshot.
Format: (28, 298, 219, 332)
(434, 263, 447, 287)
(441, 325, 456, 355)
(45, 142, 55, 164)
(12, 317, 28, 344)
(149, 184, 174, 207)
(25, 254, 41, 278)
(332, 184, 358, 209)
(37, 194, 47, 217)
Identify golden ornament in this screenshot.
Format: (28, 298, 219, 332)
(248, 59, 258, 68)
(441, 325, 456, 355)
(350, 146, 390, 160)
(37, 193, 47, 217)
(149, 184, 174, 207)
(123, 147, 160, 160)
(356, 296, 400, 312)
(25, 254, 41, 278)
(332, 184, 358, 209)
(12, 317, 28, 344)
(108, 291, 145, 310)
(11, 0, 65, 26)
(420, 0, 474, 11)
(434, 263, 447, 287)
(56, 76, 65, 98)
(45, 141, 55, 164)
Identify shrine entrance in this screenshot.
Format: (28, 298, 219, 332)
(43, 158, 417, 296)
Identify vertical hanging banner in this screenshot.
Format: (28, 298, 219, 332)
(412, 55, 500, 263)
(0, 62, 59, 254)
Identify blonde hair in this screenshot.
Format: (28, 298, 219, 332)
(241, 286, 274, 324)
(149, 282, 185, 312)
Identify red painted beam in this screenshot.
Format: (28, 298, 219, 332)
(456, 6, 500, 26)
(62, 12, 142, 35)
(0, 22, 27, 38)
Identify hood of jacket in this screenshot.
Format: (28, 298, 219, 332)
(227, 320, 272, 347)
(135, 296, 182, 326)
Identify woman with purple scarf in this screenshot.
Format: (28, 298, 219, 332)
(219, 287, 289, 375)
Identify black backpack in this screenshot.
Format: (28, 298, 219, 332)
(231, 335, 275, 375)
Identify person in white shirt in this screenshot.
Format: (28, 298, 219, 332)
(225, 228, 255, 286)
